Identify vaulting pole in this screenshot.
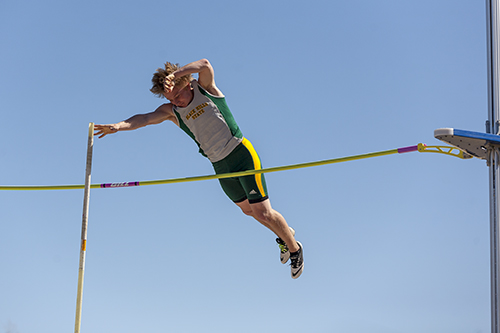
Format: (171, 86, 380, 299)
(74, 123, 94, 333)
(486, 1, 500, 332)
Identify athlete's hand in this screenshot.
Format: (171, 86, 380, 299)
(94, 124, 118, 138)
(163, 74, 176, 93)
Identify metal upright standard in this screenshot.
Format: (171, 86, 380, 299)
(434, 2, 500, 331)
(74, 123, 94, 333)
(487, 1, 500, 332)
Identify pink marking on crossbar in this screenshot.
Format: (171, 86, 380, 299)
(100, 182, 140, 188)
(397, 145, 419, 154)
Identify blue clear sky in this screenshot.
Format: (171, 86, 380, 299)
(0, 1, 492, 332)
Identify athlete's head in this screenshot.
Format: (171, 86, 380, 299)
(150, 62, 192, 98)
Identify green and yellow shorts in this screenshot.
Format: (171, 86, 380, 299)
(212, 138, 268, 204)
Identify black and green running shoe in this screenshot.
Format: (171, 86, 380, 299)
(276, 227, 295, 264)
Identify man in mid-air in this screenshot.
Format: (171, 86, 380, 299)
(94, 59, 304, 279)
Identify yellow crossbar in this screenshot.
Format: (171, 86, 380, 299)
(0, 143, 468, 191)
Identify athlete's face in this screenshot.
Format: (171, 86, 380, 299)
(164, 82, 193, 108)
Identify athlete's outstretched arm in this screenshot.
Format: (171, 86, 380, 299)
(94, 103, 177, 138)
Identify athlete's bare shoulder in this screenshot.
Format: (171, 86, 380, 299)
(152, 103, 178, 125)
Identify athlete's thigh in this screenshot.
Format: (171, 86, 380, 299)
(218, 177, 247, 203)
(237, 139, 268, 203)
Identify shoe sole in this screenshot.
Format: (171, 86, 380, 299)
(291, 241, 304, 279)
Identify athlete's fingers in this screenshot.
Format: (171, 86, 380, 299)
(164, 74, 175, 92)
(93, 124, 117, 138)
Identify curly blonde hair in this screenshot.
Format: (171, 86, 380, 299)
(150, 62, 193, 98)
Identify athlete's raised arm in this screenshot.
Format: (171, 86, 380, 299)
(94, 103, 177, 138)
(164, 58, 223, 97)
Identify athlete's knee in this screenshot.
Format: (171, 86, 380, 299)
(251, 206, 274, 222)
(236, 200, 254, 217)
(240, 207, 254, 217)
(239, 204, 269, 221)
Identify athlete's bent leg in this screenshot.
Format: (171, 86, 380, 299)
(235, 198, 299, 253)
(236, 199, 277, 233)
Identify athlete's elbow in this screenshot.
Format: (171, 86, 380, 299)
(199, 58, 212, 69)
